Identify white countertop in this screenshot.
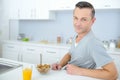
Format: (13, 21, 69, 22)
(3, 40, 120, 53)
(3, 40, 71, 49)
(0, 58, 100, 80)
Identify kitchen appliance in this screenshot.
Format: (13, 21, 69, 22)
(109, 39, 116, 49)
(17, 33, 25, 40)
(66, 37, 72, 44)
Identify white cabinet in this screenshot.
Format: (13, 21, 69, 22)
(2, 42, 43, 64)
(59, 48, 69, 61)
(34, 0, 53, 20)
(8, 0, 20, 19)
(19, 0, 34, 19)
(91, 0, 120, 9)
(21, 45, 44, 64)
(42, 47, 60, 64)
(49, 0, 120, 11)
(1, 0, 10, 40)
(42, 47, 69, 65)
(7, 0, 54, 20)
(2, 41, 70, 64)
(2, 43, 20, 61)
(8, 0, 34, 19)
(49, 0, 76, 11)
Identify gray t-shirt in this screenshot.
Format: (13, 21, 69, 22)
(68, 31, 113, 69)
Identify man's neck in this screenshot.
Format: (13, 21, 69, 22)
(77, 30, 90, 39)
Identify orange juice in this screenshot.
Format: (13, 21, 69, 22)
(22, 68, 32, 80)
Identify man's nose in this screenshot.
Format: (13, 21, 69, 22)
(76, 20, 82, 26)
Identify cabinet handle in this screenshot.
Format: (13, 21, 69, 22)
(34, 9, 36, 18)
(46, 51, 56, 54)
(31, 10, 33, 18)
(21, 54, 23, 62)
(7, 46, 14, 48)
(27, 48, 35, 51)
(17, 53, 19, 61)
(18, 9, 20, 18)
(104, 5, 111, 7)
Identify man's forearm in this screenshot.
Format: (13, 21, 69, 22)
(59, 53, 71, 67)
(79, 63, 118, 80)
(79, 68, 117, 80)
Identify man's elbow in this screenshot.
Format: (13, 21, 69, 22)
(107, 71, 118, 80)
(102, 62, 118, 80)
(112, 72, 118, 80)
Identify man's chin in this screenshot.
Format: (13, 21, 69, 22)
(75, 30, 82, 34)
(75, 30, 88, 34)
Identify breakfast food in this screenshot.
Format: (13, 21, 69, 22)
(37, 64, 50, 68)
(37, 64, 50, 74)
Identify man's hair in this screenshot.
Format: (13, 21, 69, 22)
(75, 1, 95, 18)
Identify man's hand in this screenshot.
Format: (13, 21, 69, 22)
(66, 64, 83, 75)
(52, 63, 62, 70)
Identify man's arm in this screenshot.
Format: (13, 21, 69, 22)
(66, 62, 118, 80)
(52, 53, 71, 70)
(59, 53, 71, 67)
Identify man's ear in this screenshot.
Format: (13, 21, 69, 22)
(92, 17, 96, 23)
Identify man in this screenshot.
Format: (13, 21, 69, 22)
(52, 1, 118, 80)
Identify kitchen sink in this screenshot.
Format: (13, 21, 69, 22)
(0, 59, 22, 74)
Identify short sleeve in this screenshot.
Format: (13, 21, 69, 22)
(68, 43, 74, 55)
(90, 42, 113, 67)
(68, 34, 77, 55)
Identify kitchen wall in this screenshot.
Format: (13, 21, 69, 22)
(19, 11, 75, 43)
(19, 10, 120, 43)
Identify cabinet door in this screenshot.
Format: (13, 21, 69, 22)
(18, 0, 34, 19)
(21, 46, 43, 64)
(100, 0, 120, 9)
(22, 52, 40, 64)
(6, 0, 53, 19)
(49, 0, 120, 10)
(42, 47, 60, 65)
(50, 0, 102, 10)
(8, 0, 34, 19)
(92, 0, 120, 9)
(2, 51, 19, 61)
(49, 0, 75, 10)
(2, 43, 20, 61)
(59, 48, 69, 61)
(8, 0, 20, 19)
(34, 0, 51, 19)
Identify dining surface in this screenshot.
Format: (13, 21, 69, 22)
(0, 58, 101, 80)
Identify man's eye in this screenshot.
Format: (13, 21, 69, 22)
(81, 18, 87, 22)
(74, 17, 78, 20)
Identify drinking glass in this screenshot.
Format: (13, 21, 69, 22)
(22, 65, 32, 80)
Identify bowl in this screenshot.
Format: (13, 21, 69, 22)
(37, 64, 50, 74)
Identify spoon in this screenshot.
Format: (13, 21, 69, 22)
(40, 53, 42, 65)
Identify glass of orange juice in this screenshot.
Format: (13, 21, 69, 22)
(22, 65, 32, 80)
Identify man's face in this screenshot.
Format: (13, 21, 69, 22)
(73, 7, 96, 34)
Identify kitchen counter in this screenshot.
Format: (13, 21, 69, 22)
(0, 58, 100, 80)
(3, 40, 120, 53)
(2, 40, 71, 49)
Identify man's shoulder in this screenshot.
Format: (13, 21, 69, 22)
(87, 36, 103, 48)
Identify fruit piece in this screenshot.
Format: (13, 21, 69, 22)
(22, 38, 29, 41)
